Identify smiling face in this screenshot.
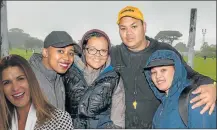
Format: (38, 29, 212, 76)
(84, 37, 109, 70)
(118, 16, 146, 51)
(150, 65, 175, 94)
(2, 66, 31, 109)
(42, 45, 75, 74)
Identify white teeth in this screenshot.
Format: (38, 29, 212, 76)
(60, 63, 68, 67)
(13, 92, 24, 97)
(157, 81, 164, 84)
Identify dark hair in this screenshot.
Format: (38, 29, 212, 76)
(141, 20, 144, 25)
(80, 29, 111, 54)
(0, 91, 7, 130)
(82, 32, 107, 49)
(0, 54, 55, 129)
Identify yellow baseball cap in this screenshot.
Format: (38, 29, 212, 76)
(117, 6, 144, 24)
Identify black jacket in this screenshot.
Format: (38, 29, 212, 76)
(63, 65, 120, 129)
(110, 36, 214, 128)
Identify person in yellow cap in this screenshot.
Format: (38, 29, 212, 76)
(110, 5, 216, 129)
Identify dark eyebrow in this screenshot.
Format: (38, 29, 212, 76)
(2, 79, 9, 83)
(119, 25, 126, 28)
(17, 75, 26, 79)
(70, 49, 75, 52)
(131, 22, 137, 26)
(86, 45, 95, 48)
(119, 22, 137, 27)
(56, 48, 64, 49)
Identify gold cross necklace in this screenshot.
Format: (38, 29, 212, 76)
(132, 40, 150, 110)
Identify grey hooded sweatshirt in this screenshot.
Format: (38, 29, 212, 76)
(29, 53, 65, 110)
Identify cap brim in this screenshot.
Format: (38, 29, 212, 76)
(117, 15, 144, 24)
(51, 41, 76, 48)
(144, 59, 174, 69)
(52, 42, 82, 56)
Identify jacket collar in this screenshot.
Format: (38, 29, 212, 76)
(30, 53, 58, 83)
(12, 103, 37, 130)
(39, 60, 57, 83)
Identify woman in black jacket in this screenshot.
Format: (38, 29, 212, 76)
(64, 29, 125, 129)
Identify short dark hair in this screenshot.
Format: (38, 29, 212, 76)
(141, 20, 144, 25)
(82, 32, 105, 50)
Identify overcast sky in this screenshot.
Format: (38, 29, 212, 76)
(7, 1, 216, 50)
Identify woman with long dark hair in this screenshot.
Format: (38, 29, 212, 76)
(0, 54, 73, 130)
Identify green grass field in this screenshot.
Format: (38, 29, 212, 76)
(184, 56, 216, 80)
(9, 48, 216, 80)
(9, 48, 41, 60)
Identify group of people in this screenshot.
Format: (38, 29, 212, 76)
(0, 6, 216, 130)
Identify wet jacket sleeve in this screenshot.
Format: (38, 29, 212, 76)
(111, 77, 126, 128)
(165, 44, 214, 85)
(188, 95, 216, 128)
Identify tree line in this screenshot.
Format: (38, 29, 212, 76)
(155, 30, 216, 58)
(8, 28, 43, 50)
(6, 28, 216, 58)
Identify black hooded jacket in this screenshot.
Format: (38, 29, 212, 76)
(63, 29, 123, 129)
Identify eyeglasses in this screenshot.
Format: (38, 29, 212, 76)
(85, 47, 108, 56)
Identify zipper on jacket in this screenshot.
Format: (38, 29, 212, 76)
(159, 96, 169, 116)
(90, 70, 115, 86)
(156, 97, 169, 128)
(79, 70, 116, 104)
